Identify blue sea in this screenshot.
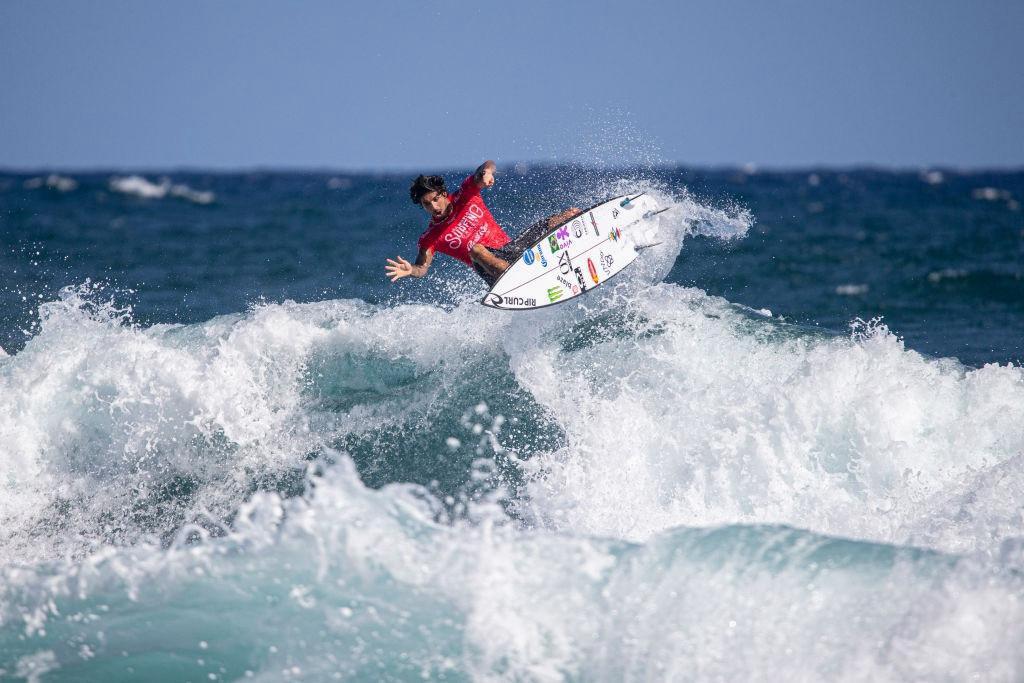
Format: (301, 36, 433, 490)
(1, 166, 1023, 681)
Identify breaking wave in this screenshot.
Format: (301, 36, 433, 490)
(2, 185, 1023, 680)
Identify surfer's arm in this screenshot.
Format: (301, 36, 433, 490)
(470, 244, 509, 277)
(386, 248, 433, 281)
(473, 160, 496, 189)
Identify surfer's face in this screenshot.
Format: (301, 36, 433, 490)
(419, 191, 450, 219)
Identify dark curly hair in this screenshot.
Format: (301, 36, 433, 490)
(409, 175, 447, 204)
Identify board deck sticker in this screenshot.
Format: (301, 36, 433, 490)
(481, 193, 662, 310)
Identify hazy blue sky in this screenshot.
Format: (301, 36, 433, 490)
(1, 0, 1022, 169)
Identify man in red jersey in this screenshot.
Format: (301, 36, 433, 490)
(385, 160, 581, 286)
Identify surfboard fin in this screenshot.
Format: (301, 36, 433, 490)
(620, 192, 646, 207)
(620, 207, 670, 231)
(634, 241, 664, 251)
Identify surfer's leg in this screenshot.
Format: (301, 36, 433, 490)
(471, 247, 506, 287)
(500, 208, 584, 263)
(472, 258, 498, 286)
(546, 207, 584, 228)
(508, 208, 584, 253)
(505, 218, 551, 256)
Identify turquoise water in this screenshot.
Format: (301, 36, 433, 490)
(1, 167, 1023, 680)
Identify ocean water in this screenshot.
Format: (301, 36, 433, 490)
(0, 166, 1022, 681)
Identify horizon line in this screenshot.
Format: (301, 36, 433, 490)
(2, 161, 1023, 176)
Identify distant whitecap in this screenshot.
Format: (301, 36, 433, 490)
(971, 187, 1011, 202)
(110, 175, 214, 204)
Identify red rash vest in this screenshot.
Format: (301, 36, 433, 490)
(417, 175, 510, 266)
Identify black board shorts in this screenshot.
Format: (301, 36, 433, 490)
(473, 219, 550, 286)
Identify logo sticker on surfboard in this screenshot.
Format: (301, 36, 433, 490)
(588, 258, 599, 284)
(555, 226, 572, 249)
(574, 266, 588, 292)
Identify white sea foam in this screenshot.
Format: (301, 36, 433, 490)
(48, 174, 77, 192)
(169, 183, 215, 204)
(1, 453, 1021, 681)
(4, 275, 1023, 563)
(109, 175, 215, 204)
(109, 175, 168, 198)
(0, 283, 512, 562)
(513, 298, 1024, 553)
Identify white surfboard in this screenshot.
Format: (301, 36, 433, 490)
(481, 192, 663, 310)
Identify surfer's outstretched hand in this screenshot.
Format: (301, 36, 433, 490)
(385, 256, 413, 282)
(474, 160, 497, 189)
(479, 167, 495, 188)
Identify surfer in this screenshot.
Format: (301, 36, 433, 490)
(385, 160, 581, 285)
